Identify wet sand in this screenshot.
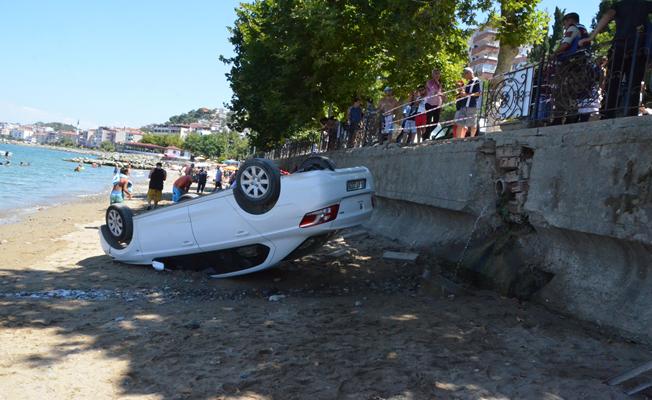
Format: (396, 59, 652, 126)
(0, 184, 651, 399)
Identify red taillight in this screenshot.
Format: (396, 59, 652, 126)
(299, 204, 340, 228)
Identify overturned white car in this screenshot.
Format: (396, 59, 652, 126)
(100, 157, 374, 278)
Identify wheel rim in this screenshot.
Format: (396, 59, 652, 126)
(107, 209, 123, 237)
(240, 165, 270, 199)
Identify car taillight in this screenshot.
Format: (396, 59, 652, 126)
(299, 204, 340, 228)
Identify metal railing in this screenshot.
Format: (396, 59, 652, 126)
(266, 34, 652, 159)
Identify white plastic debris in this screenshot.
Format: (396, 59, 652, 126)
(152, 261, 165, 271)
(268, 294, 286, 302)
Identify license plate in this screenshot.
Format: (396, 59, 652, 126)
(346, 178, 366, 192)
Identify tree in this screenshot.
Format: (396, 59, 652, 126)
(590, 0, 616, 57)
(56, 137, 76, 147)
(100, 141, 115, 152)
(140, 133, 184, 148)
(223, 0, 491, 150)
(492, 0, 549, 74)
(35, 121, 77, 131)
(528, 6, 565, 62)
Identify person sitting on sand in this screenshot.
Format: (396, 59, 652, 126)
(110, 167, 132, 204)
(172, 174, 192, 203)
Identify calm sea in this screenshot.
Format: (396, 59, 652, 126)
(0, 143, 146, 223)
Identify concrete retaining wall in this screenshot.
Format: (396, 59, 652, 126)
(278, 116, 652, 344)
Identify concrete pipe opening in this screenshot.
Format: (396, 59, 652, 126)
(495, 179, 507, 196)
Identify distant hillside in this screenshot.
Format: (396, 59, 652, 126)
(167, 108, 219, 125)
(35, 121, 76, 131)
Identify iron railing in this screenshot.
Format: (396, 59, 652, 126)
(266, 34, 651, 159)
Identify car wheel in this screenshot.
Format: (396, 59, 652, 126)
(297, 155, 336, 172)
(233, 158, 281, 215)
(105, 204, 133, 244)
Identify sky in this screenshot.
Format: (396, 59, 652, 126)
(0, 0, 601, 129)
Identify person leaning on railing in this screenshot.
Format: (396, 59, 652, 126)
(424, 69, 445, 141)
(551, 12, 591, 125)
(378, 87, 400, 144)
(580, 0, 652, 118)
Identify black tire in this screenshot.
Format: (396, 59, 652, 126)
(233, 158, 281, 215)
(297, 155, 336, 172)
(105, 204, 133, 244)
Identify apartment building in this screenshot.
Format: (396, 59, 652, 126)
(468, 26, 532, 80)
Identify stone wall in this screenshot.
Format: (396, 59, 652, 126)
(278, 115, 652, 344)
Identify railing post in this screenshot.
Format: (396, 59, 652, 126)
(623, 30, 642, 117)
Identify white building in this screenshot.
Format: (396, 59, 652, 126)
(468, 26, 532, 80)
(150, 124, 190, 139)
(10, 127, 34, 141)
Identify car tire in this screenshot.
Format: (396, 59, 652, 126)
(297, 155, 336, 172)
(233, 158, 281, 215)
(105, 204, 133, 244)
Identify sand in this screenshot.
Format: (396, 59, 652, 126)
(0, 182, 651, 399)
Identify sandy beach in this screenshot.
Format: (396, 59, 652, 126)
(1, 181, 651, 399)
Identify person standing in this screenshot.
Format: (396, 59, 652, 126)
(110, 167, 132, 204)
(146, 162, 166, 210)
(213, 165, 223, 191)
(452, 80, 467, 139)
(414, 86, 428, 144)
(346, 98, 363, 148)
(580, 0, 652, 118)
(424, 69, 444, 141)
(457, 68, 482, 138)
(172, 174, 192, 203)
(377, 87, 400, 144)
(196, 167, 208, 194)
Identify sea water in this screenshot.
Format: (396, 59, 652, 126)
(0, 143, 146, 222)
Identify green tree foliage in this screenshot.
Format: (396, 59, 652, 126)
(56, 137, 76, 147)
(223, 0, 492, 150)
(99, 141, 115, 152)
(528, 6, 565, 62)
(184, 132, 250, 160)
(167, 108, 217, 124)
(493, 0, 549, 74)
(590, 0, 616, 57)
(140, 133, 184, 148)
(35, 121, 77, 131)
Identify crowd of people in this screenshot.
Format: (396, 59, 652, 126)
(316, 2, 652, 151)
(109, 161, 238, 208)
(319, 65, 485, 151)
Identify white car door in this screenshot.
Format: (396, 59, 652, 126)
(137, 205, 198, 257)
(188, 194, 268, 252)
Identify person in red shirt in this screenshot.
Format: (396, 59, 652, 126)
(172, 175, 192, 202)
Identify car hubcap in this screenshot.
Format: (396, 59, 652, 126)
(241, 165, 269, 199)
(107, 209, 123, 237)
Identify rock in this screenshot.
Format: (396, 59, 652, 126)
(382, 251, 419, 262)
(328, 249, 348, 257)
(185, 321, 201, 330)
(342, 229, 368, 239)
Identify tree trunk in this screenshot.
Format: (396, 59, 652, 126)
(495, 44, 519, 76)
